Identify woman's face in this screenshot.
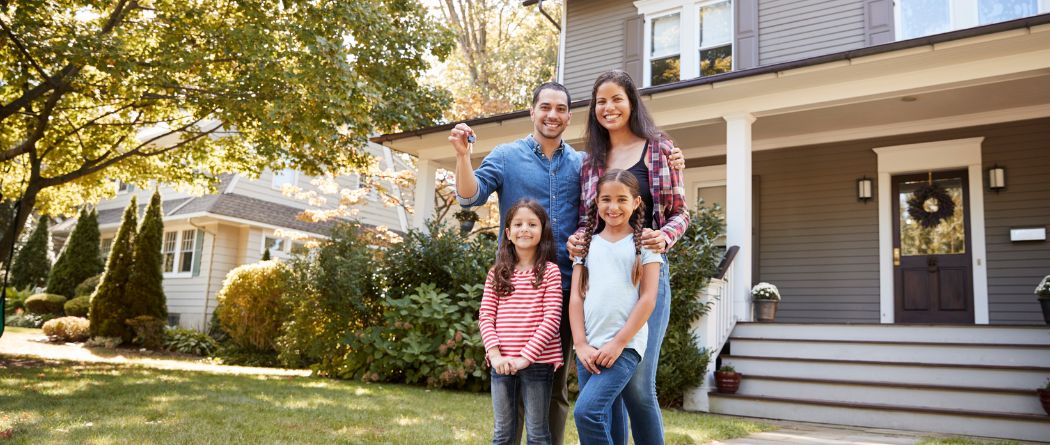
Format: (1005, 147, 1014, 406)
(594, 81, 631, 133)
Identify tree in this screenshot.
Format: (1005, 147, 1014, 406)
(261, 248, 271, 261)
(125, 190, 166, 321)
(10, 215, 50, 289)
(0, 1, 454, 259)
(46, 207, 103, 297)
(90, 196, 137, 341)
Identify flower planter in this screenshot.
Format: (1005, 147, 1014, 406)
(458, 219, 476, 235)
(1039, 297, 1050, 325)
(715, 371, 741, 394)
(754, 300, 778, 322)
(1038, 388, 1050, 416)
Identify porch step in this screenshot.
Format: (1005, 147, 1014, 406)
(730, 337, 1050, 367)
(732, 322, 1050, 345)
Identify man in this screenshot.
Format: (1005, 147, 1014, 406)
(449, 82, 682, 444)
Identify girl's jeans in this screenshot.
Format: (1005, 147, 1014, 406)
(573, 349, 641, 445)
(612, 258, 670, 444)
(491, 363, 555, 445)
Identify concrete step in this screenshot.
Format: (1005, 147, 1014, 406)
(729, 337, 1050, 367)
(732, 322, 1050, 345)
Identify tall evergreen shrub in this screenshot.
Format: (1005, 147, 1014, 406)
(125, 191, 167, 321)
(47, 208, 103, 297)
(90, 197, 138, 341)
(10, 216, 51, 289)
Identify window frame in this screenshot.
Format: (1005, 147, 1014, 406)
(162, 229, 196, 279)
(639, 0, 735, 88)
(893, 0, 1049, 41)
(262, 235, 286, 257)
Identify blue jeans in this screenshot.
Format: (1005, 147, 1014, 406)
(573, 349, 641, 445)
(612, 258, 670, 444)
(491, 363, 555, 445)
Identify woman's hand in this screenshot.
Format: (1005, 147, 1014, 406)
(594, 340, 626, 369)
(575, 343, 602, 375)
(567, 233, 585, 258)
(640, 228, 670, 253)
(669, 145, 685, 170)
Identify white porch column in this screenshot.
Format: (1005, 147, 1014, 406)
(412, 158, 437, 229)
(724, 113, 755, 321)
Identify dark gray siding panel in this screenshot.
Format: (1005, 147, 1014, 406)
(758, 0, 866, 66)
(563, 0, 638, 99)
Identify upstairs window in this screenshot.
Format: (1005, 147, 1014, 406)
(639, 0, 734, 87)
(897, 0, 1047, 40)
(650, 13, 682, 86)
(271, 168, 298, 190)
(162, 230, 196, 277)
(699, 1, 733, 77)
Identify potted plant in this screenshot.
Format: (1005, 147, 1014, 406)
(1036, 275, 1050, 325)
(715, 364, 741, 394)
(751, 282, 780, 322)
(1038, 378, 1050, 416)
(453, 208, 479, 235)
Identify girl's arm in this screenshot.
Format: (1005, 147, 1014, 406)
(594, 261, 661, 368)
(657, 138, 690, 249)
(516, 264, 564, 366)
(569, 264, 601, 375)
(478, 270, 502, 364)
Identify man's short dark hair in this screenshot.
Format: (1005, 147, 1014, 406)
(531, 82, 571, 108)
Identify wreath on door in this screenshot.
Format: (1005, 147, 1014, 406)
(907, 182, 955, 228)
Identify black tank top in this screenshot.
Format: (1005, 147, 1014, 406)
(626, 142, 655, 230)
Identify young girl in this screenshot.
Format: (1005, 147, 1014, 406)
(479, 199, 564, 445)
(570, 170, 663, 445)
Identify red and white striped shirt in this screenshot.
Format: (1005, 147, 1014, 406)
(479, 262, 563, 368)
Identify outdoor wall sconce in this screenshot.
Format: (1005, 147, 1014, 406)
(857, 177, 873, 202)
(988, 165, 1006, 192)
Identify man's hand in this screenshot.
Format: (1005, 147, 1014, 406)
(448, 123, 474, 157)
(669, 145, 685, 170)
(640, 228, 671, 253)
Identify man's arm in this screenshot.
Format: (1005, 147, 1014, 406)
(449, 123, 480, 200)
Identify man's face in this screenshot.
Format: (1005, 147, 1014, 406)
(529, 88, 571, 142)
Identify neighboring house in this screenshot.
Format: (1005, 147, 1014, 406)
(52, 142, 410, 331)
(374, 1, 1050, 441)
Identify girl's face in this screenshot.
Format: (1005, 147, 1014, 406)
(505, 207, 543, 251)
(594, 82, 631, 133)
(596, 180, 641, 228)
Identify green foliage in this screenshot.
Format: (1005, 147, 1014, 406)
(164, 327, 219, 356)
(276, 222, 384, 371)
(63, 296, 91, 318)
(90, 197, 138, 341)
(42, 316, 91, 342)
(657, 202, 725, 407)
(10, 216, 51, 290)
(717, 364, 736, 373)
(216, 261, 290, 351)
(212, 343, 282, 368)
(3, 287, 32, 314)
(5, 312, 58, 328)
(341, 284, 487, 391)
(46, 208, 103, 298)
(261, 248, 271, 261)
(125, 191, 167, 321)
(75, 275, 102, 298)
(24, 293, 68, 315)
(381, 220, 496, 302)
(125, 315, 166, 350)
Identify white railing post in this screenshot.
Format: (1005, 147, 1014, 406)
(684, 262, 736, 412)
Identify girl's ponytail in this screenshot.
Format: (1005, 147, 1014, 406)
(630, 201, 647, 288)
(577, 200, 599, 299)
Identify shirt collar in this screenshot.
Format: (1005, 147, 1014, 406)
(527, 134, 565, 157)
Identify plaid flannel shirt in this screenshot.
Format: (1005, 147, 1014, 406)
(575, 136, 690, 249)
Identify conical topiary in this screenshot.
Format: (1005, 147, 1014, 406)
(126, 191, 167, 322)
(90, 197, 138, 341)
(10, 215, 51, 289)
(261, 248, 271, 261)
(46, 208, 103, 298)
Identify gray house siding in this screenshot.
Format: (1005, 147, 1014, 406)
(758, 0, 866, 66)
(563, 0, 637, 99)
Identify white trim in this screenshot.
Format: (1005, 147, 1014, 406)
(557, 3, 567, 84)
(636, 0, 734, 87)
(895, 0, 1050, 41)
(872, 137, 989, 324)
(99, 212, 330, 238)
(724, 112, 755, 321)
(382, 145, 410, 232)
(412, 159, 437, 229)
(223, 174, 241, 194)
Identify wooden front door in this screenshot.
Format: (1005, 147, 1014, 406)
(892, 170, 974, 324)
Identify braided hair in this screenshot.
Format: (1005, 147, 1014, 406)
(491, 199, 557, 298)
(576, 169, 647, 299)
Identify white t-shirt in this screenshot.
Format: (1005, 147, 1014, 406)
(580, 233, 663, 360)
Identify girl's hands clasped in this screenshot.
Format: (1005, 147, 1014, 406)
(575, 343, 602, 375)
(594, 339, 626, 369)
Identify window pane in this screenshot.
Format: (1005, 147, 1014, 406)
(162, 232, 177, 273)
(700, 45, 733, 76)
(900, 0, 950, 39)
(100, 238, 113, 262)
(179, 230, 195, 273)
(651, 14, 680, 59)
(265, 236, 284, 252)
(899, 178, 966, 255)
(700, 1, 732, 48)
(650, 56, 681, 86)
(272, 169, 297, 189)
(978, 0, 1037, 24)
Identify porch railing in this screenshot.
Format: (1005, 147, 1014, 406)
(684, 245, 738, 412)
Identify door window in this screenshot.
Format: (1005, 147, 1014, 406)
(898, 177, 965, 255)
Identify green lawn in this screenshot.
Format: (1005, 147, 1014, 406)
(0, 327, 40, 335)
(0, 357, 771, 444)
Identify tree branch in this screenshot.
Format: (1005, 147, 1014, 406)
(0, 89, 64, 164)
(0, 17, 54, 86)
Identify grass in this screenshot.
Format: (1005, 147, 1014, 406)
(918, 438, 1023, 445)
(0, 327, 40, 335)
(0, 356, 772, 444)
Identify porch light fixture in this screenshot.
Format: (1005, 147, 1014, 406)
(857, 177, 873, 202)
(988, 165, 1006, 192)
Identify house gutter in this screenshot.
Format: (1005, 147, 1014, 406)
(523, 0, 560, 31)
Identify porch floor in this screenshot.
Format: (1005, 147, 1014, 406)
(710, 418, 1049, 444)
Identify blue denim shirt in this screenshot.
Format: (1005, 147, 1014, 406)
(457, 134, 583, 290)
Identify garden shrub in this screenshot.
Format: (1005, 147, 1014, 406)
(125, 191, 167, 321)
(41, 316, 91, 342)
(5, 313, 57, 328)
(90, 197, 137, 342)
(657, 202, 724, 407)
(3, 287, 31, 314)
(24, 293, 67, 315)
(74, 275, 101, 298)
(125, 315, 166, 350)
(341, 283, 487, 391)
(213, 343, 281, 367)
(10, 216, 51, 290)
(46, 208, 103, 298)
(276, 222, 385, 372)
(380, 220, 495, 301)
(216, 260, 289, 351)
(63, 296, 91, 318)
(164, 327, 218, 356)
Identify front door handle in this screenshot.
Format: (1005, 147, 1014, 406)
(893, 248, 900, 266)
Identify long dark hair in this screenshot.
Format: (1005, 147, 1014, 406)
(576, 169, 646, 299)
(491, 199, 557, 298)
(582, 70, 663, 169)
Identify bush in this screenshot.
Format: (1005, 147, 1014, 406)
(165, 327, 218, 356)
(90, 197, 138, 342)
(46, 208, 103, 298)
(212, 343, 281, 367)
(63, 296, 91, 318)
(657, 202, 724, 407)
(10, 216, 51, 290)
(380, 220, 495, 302)
(125, 315, 166, 350)
(24, 293, 67, 315)
(341, 283, 487, 391)
(41, 316, 91, 342)
(6, 312, 59, 328)
(3, 287, 32, 314)
(74, 275, 101, 298)
(275, 222, 385, 371)
(216, 261, 289, 351)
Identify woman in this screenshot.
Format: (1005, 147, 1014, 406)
(567, 69, 689, 444)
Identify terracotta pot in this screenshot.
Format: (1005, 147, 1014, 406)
(1039, 297, 1050, 325)
(715, 371, 741, 394)
(1038, 388, 1050, 416)
(754, 300, 778, 322)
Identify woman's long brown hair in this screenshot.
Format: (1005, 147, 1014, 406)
(491, 199, 557, 298)
(576, 169, 646, 299)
